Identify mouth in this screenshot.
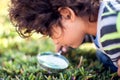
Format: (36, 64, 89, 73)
(68, 46, 76, 49)
(70, 45, 79, 49)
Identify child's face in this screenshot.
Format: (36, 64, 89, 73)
(51, 16, 88, 49)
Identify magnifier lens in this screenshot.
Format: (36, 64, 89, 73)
(37, 52, 69, 73)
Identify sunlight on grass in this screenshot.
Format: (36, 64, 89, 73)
(0, 0, 118, 79)
(0, 0, 10, 15)
(80, 43, 96, 50)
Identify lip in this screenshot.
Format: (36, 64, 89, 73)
(70, 45, 79, 49)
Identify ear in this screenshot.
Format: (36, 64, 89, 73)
(58, 7, 76, 21)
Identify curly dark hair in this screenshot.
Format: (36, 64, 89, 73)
(9, 0, 100, 38)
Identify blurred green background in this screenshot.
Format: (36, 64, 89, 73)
(0, 0, 118, 80)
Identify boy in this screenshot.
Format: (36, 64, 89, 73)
(9, 0, 120, 76)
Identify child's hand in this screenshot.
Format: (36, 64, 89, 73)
(55, 45, 69, 53)
(117, 59, 120, 76)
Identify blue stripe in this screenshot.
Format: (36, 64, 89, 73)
(111, 56, 120, 62)
(105, 48, 120, 55)
(100, 24, 117, 37)
(102, 13, 117, 19)
(116, 0, 120, 4)
(108, 2, 116, 10)
(103, 6, 109, 13)
(101, 38, 120, 47)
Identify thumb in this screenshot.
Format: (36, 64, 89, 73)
(117, 59, 120, 76)
(117, 67, 120, 76)
(55, 45, 69, 53)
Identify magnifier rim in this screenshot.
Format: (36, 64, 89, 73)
(37, 52, 69, 73)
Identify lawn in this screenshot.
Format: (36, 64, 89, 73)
(0, 0, 119, 80)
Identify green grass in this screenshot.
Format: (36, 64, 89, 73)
(0, 0, 119, 80)
(0, 40, 118, 80)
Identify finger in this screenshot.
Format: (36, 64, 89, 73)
(62, 47, 67, 53)
(117, 59, 120, 76)
(62, 46, 69, 53)
(118, 59, 120, 65)
(117, 67, 120, 76)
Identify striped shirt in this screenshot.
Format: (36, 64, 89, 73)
(96, 0, 120, 67)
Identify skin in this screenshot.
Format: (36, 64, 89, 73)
(117, 60, 120, 76)
(51, 7, 120, 76)
(51, 7, 97, 51)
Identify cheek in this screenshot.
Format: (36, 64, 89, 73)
(63, 29, 85, 47)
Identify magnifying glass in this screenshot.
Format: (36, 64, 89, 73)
(37, 51, 69, 73)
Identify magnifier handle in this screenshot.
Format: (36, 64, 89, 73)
(57, 50, 62, 55)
